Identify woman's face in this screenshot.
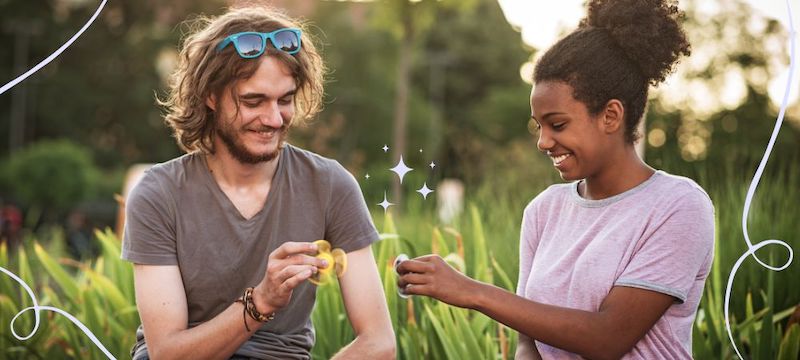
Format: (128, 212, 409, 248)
(530, 81, 611, 181)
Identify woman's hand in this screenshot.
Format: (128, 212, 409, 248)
(396, 254, 482, 309)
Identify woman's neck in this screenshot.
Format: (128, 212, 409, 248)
(579, 148, 654, 200)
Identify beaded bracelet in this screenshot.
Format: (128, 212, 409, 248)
(235, 287, 275, 331)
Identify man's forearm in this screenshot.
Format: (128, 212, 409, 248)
(147, 302, 269, 360)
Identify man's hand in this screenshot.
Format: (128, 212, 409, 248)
(396, 254, 481, 309)
(253, 242, 328, 313)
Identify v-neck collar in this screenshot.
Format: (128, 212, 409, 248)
(200, 146, 288, 223)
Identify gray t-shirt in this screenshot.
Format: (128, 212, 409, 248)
(121, 144, 379, 360)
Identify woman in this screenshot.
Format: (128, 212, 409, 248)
(396, 0, 714, 358)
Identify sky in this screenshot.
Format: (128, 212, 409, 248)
(496, 0, 800, 113)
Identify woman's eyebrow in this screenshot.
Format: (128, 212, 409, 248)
(533, 112, 567, 122)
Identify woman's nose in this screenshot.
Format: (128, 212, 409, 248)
(537, 129, 554, 152)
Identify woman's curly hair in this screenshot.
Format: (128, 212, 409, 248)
(159, 5, 326, 154)
(533, 0, 691, 143)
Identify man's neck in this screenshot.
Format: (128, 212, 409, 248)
(205, 148, 281, 189)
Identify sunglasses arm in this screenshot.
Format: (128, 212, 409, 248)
(216, 37, 235, 52)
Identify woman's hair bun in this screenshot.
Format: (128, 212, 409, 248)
(579, 0, 691, 85)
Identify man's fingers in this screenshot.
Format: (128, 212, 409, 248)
(396, 259, 435, 275)
(270, 242, 318, 260)
(281, 268, 313, 291)
(287, 254, 329, 268)
(275, 264, 317, 283)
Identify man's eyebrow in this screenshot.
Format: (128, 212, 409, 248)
(238, 88, 298, 100)
(239, 93, 266, 100)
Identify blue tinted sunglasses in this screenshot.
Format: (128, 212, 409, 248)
(216, 28, 302, 58)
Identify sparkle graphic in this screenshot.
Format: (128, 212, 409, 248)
(429, 161, 436, 169)
(382, 145, 389, 152)
(365, 173, 370, 179)
(389, 155, 413, 184)
(378, 192, 394, 212)
(417, 182, 434, 200)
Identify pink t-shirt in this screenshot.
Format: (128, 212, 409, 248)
(517, 171, 714, 359)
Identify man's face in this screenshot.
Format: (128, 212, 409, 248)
(208, 56, 297, 164)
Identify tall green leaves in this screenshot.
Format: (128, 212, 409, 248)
(1, 229, 137, 359)
(0, 194, 797, 359)
(312, 210, 516, 359)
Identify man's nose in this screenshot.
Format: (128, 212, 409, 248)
(259, 102, 283, 128)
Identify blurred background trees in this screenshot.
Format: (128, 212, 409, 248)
(2, 0, 797, 221)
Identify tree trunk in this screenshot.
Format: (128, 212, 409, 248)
(391, 3, 413, 206)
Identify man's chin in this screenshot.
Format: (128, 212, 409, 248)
(225, 142, 283, 165)
(236, 148, 281, 164)
(217, 126, 288, 165)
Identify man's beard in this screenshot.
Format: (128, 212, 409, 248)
(216, 120, 289, 165)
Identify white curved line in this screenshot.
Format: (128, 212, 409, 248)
(1, 265, 116, 359)
(724, 0, 796, 358)
(0, 0, 108, 95)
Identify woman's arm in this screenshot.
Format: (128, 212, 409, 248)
(397, 256, 673, 360)
(514, 334, 541, 360)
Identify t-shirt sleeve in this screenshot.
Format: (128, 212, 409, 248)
(615, 190, 715, 303)
(121, 169, 179, 265)
(324, 162, 380, 253)
(517, 200, 538, 297)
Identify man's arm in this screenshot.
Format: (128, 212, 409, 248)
(331, 246, 396, 359)
(134, 264, 262, 359)
(134, 242, 325, 360)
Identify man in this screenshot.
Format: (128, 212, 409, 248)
(122, 6, 395, 360)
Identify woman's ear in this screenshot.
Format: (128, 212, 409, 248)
(601, 99, 625, 134)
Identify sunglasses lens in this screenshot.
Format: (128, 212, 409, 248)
(236, 34, 264, 57)
(272, 30, 300, 53)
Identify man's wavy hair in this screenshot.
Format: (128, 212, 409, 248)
(159, 6, 325, 154)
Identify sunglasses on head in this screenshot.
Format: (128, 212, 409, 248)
(216, 28, 302, 58)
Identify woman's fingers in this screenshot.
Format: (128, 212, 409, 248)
(413, 254, 443, 262)
(403, 283, 432, 296)
(396, 259, 436, 275)
(397, 272, 428, 289)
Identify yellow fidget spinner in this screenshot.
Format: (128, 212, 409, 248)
(310, 240, 347, 285)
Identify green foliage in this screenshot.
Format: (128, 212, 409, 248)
(0, 179, 798, 359)
(312, 210, 516, 360)
(0, 229, 137, 359)
(3, 139, 98, 212)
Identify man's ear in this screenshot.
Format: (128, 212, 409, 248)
(601, 99, 625, 134)
(206, 94, 217, 111)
